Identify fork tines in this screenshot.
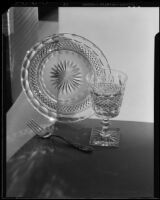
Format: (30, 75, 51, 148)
(26, 119, 43, 135)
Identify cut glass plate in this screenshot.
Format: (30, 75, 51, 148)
(21, 33, 110, 122)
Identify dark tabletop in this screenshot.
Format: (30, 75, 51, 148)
(7, 119, 154, 198)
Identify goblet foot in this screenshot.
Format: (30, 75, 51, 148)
(89, 127, 120, 147)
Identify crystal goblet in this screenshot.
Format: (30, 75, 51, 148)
(88, 69, 128, 147)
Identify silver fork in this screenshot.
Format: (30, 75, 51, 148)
(26, 119, 94, 153)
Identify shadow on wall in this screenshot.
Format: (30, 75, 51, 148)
(4, 7, 59, 112)
(38, 7, 58, 21)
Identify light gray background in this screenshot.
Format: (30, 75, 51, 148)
(59, 7, 159, 122)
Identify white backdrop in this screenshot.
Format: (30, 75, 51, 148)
(59, 7, 159, 122)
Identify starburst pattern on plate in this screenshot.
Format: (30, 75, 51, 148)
(50, 60, 82, 94)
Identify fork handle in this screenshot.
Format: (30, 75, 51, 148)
(51, 135, 93, 153)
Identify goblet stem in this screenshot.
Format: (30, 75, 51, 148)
(100, 118, 111, 137)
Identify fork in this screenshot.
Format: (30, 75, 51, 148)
(26, 119, 94, 153)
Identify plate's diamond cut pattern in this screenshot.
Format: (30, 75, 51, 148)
(21, 33, 110, 122)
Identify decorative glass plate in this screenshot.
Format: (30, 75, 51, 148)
(21, 33, 110, 122)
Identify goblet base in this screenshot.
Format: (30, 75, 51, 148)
(89, 127, 120, 147)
